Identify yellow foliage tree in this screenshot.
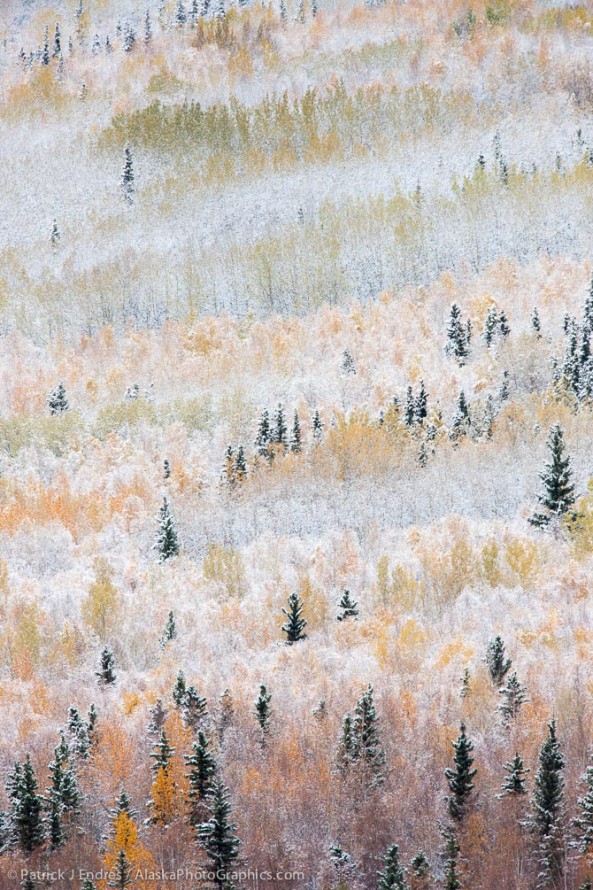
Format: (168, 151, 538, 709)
(103, 812, 155, 890)
(82, 559, 120, 640)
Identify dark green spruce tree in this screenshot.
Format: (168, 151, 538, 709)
(531, 720, 565, 886)
(198, 780, 241, 889)
(96, 646, 116, 686)
(48, 382, 69, 415)
(573, 763, 593, 858)
(445, 303, 470, 365)
(500, 752, 529, 796)
(290, 410, 302, 453)
(159, 610, 177, 649)
(281, 593, 307, 644)
(529, 424, 576, 528)
(155, 496, 180, 561)
(485, 635, 512, 685)
(254, 684, 272, 747)
(498, 671, 529, 727)
(441, 826, 461, 890)
(351, 685, 386, 784)
(377, 844, 409, 890)
(337, 589, 359, 621)
(12, 755, 44, 853)
(445, 723, 477, 822)
(185, 731, 217, 826)
(121, 147, 135, 205)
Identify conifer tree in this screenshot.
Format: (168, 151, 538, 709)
(499, 310, 510, 339)
(13, 756, 44, 853)
(341, 349, 356, 375)
(110, 789, 137, 821)
(198, 780, 241, 887)
(404, 386, 416, 427)
(445, 723, 477, 821)
(445, 303, 470, 365)
(163, 458, 171, 479)
(144, 10, 152, 43)
(159, 611, 177, 649)
(48, 382, 69, 415)
(531, 720, 565, 885)
(122, 24, 136, 53)
(337, 589, 359, 621)
(53, 23, 61, 57)
(87, 703, 98, 740)
(273, 404, 288, 451)
(377, 845, 409, 890)
(330, 844, 356, 880)
(186, 731, 217, 825)
(585, 277, 593, 333)
(217, 689, 234, 745)
(173, 671, 187, 707)
(255, 409, 271, 461)
(449, 391, 470, 441)
(409, 852, 430, 890)
(459, 668, 470, 698)
(68, 706, 91, 758)
(441, 826, 461, 890)
(574, 764, 593, 856)
(351, 685, 385, 783)
(485, 635, 512, 685)
(181, 685, 209, 731)
(96, 646, 116, 686)
(498, 671, 529, 726)
(108, 850, 132, 890)
(151, 730, 174, 775)
(42, 27, 50, 65)
(482, 305, 498, 348)
(290, 410, 302, 453)
(51, 219, 60, 247)
(254, 684, 271, 745)
(233, 446, 247, 482)
(155, 496, 180, 561)
(415, 381, 428, 424)
(337, 714, 355, 771)
(529, 424, 576, 528)
(121, 147, 135, 205)
(281, 592, 307, 644)
(499, 369, 510, 402)
(176, 0, 187, 23)
(532, 307, 542, 337)
(312, 409, 323, 443)
(500, 752, 529, 796)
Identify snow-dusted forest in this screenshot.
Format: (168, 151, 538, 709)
(1, 1, 593, 889)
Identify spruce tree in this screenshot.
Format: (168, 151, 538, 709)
(290, 410, 302, 453)
(281, 592, 307, 644)
(123, 24, 136, 53)
(254, 684, 272, 745)
(51, 219, 60, 247)
(273, 404, 288, 451)
(499, 310, 510, 339)
(53, 23, 61, 57)
(217, 689, 234, 744)
(585, 277, 593, 333)
(48, 382, 69, 415)
(485, 635, 512, 685)
(482, 305, 498, 348)
(404, 386, 416, 427)
(150, 730, 174, 775)
(159, 610, 177, 649)
(108, 850, 132, 890)
(121, 147, 135, 205)
(532, 307, 542, 337)
(68, 706, 91, 758)
(233, 446, 247, 482)
(445, 303, 470, 365)
(13, 756, 44, 853)
(409, 852, 430, 889)
(441, 826, 461, 890)
(415, 381, 428, 424)
(449, 391, 470, 441)
(312, 409, 323, 443)
(155, 496, 180, 561)
(176, 0, 187, 23)
(377, 845, 409, 890)
(186, 731, 217, 825)
(574, 764, 593, 856)
(501, 752, 529, 796)
(351, 685, 386, 783)
(144, 10, 152, 43)
(531, 720, 565, 885)
(337, 714, 355, 771)
(198, 780, 241, 887)
(255, 409, 271, 461)
(110, 788, 137, 821)
(42, 27, 50, 65)
(173, 671, 187, 707)
(96, 646, 116, 686)
(445, 723, 477, 821)
(498, 671, 529, 726)
(181, 685, 209, 731)
(499, 369, 510, 402)
(163, 458, 171, 479)
(337, 589, 359, 621)
(341, 349, 356, 375)
(459, 668, 470, 699)
(87, 703, 98, 740)
(529, 424, 576, 528)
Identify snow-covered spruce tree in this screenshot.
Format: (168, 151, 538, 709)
(312, 408, 323, 443)
(68, 706, 91, 758)
(351, 685, 386, 784)
(233, 446, 247, 482)
(218, 689, 234, 745)
(409, 852, 430, 890)
(144, 9, 152, 43)
(459, 668, 470, 699)
(45, 734, 80, 847)
(449, 391, 470, 442)
(404, 386, 416, 427)
(573, 763, 593, 858)
(290, 410, 302, 453)
(254, 684, 272, 746)
(441, 826, 461, 890)
(96, 646, 116, 686)
(482, 305, 498, 348)
(415, 380, 428, 424)
(48, 382, 69, 415)
(159, 610, 177, 649)
(341, 349, 356, 375)
(585, 276, 593, 333)
(377, 844, 409, 890)
(198, 780, 241, 888)
(255, 409, 271, 461)
(273, 404, 288, 451)
(498, 671, 529, 727)
(122, 24, 136, 53)
(186, 731, 217, 826)
(11, 756, 44, 853)
(532, 307, 542, 337)
(281, 592, 307, 644)
(529, 424, 576, 529)
(108, 849, 132, 890)
(53, 23, 61, 57)
(445, 723, 477, 822)
(530, 720, 565, 887)
(150, 730, 174, 775)
(173, 671, 187, 707)
(485, 635, 512, 685)
(121, 147, 135, 205)
(445, 303, 470, 365)
(155, 496, 180, 561)
(51, 219, 60, 247)
(176, 0, 187, 23)
(337, 589, 359, 621)
(500, 752, 529, 797)
(336, 714, 355, 772)
(110, 788, 137, 821)
(181, 685, 208, 731)
(499, 310, 510, 339)
(330, 844, 356, 881)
